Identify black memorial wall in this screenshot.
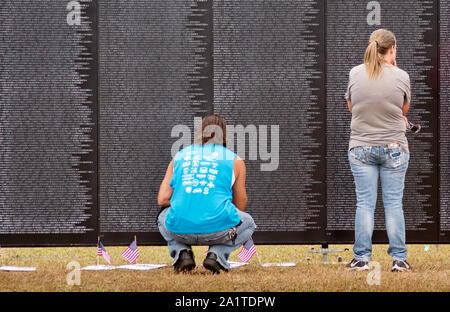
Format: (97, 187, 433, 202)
(0, 0, 448, 246)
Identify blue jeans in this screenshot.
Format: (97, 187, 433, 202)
(157, 208, 256, 270)
(348, 146, 409, 261)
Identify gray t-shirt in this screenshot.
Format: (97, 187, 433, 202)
(345, 63, 411, 153)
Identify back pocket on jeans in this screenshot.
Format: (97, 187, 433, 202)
(349, 146, 368, 164)
(386, 148, 405, 168)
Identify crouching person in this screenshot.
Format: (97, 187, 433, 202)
(157, 114, 256, 274)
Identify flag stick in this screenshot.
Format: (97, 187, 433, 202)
(97, 236, 100, 266)
(134, 235, 137, 264)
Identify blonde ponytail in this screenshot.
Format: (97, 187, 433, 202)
(364, 29, 397, 80)
(364, 41, 383, 80)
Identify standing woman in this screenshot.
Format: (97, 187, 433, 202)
(345, 29, 412, 272)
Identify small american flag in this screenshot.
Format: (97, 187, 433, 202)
(237, 239, 256, 262)
(121, 240, 140, 263)
(97, 241, 111, 264)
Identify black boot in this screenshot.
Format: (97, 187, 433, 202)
(174, 249, 195, 273)
(203, 252, 228, 274)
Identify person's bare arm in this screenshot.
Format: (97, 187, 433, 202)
(347, 100, 352, 113)
(402, 102, 410, 116)
(157, 159, 174, 207)
(232, 156, 248, 211)
(402, 102, 411, 127)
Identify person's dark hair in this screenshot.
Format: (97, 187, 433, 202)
(194, 114, 227, 146)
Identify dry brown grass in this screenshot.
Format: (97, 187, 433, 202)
(0, 244, 448, 292)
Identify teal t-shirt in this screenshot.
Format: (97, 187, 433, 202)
(165, 144, 241, 234)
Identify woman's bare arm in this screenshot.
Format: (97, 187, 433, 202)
(157, 159, 174, 207)
(347, 100, 352, 113)
(232, 156, 248, 211)
(402, 102, 410, 116)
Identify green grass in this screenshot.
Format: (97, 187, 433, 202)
(0, 244, 448, 292)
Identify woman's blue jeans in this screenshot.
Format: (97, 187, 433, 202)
(157, 208, 256, 270)
(348, 146, 409, 261)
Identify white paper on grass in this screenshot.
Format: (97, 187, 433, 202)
(117, 264, 167, 271)
(261, 262, 296, 267)
(0, 266, 37, 272)
(81, 265, 117, 271)
(228, 261, 249, 268)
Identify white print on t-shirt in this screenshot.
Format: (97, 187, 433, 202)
(207, 174, 216, 181)
(204, 152, 219, 162)
(182, 174, 194, 180)
(180, 150, 228, 195)
(208, 168, 218, 175)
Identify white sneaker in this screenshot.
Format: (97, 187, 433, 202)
(346, 259, 370, 271)
(391, 260, 411, 272)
